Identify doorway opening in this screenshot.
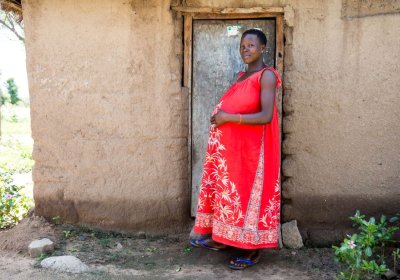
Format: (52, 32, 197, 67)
(172, 7, 284, 216)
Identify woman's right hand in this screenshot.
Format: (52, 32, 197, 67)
(210, 109, 229, 128)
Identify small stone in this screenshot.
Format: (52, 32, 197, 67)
(282, 220, 304, 249)
(28, 238, 54, 258)
(137, 231, 146, 239)
(41, 256, 89, 274)
(78, 235, 86, 241)
(291, 251, 296, 255)
(116, 242, 123, 250)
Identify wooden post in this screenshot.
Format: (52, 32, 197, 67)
(183, 15, 193, 88)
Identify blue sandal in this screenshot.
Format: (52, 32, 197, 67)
(190, 238, 225, 251)
(228, 257, 260, 270)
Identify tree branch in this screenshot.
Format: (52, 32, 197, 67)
(5, 12, 15, 29)
(0, 12, 24, 42)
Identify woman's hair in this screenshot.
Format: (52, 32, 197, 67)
(241, 29, 267, 46)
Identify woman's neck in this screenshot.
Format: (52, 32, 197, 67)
(247, 60, 266, 72)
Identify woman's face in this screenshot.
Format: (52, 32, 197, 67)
(240, 34, 265, 64)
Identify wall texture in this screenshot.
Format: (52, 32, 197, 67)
(23, 0, 400, 243)
(24, 0, 190, 232)
(278, 0, 400, 245)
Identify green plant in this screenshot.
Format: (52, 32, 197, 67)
(52, 216, 61, 225)
(10, 114, 18, 123)
(333, 211, 399, 280)
(5, 78, 20, 105)
(107, 252, 121, 261)
(183, 245, 192, 253)
(145, 247, 157, 253)
(63, 230, 74, 238)
(393, 248, 400, 273)
(0, 166, 30, 229)
(0, 90, 10, 105)
(36, 252, 49, 262)
(80, 243, 90, 252)
(98, 238, 110, 249)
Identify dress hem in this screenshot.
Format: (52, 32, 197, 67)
(212, 234, 279, 250)
(193, 226, 280, 250)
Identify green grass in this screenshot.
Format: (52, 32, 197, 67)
(0, 104, 33, 173)
(0, 104, 34, 229)
(1, 104, 31, 136)
(1, 117, 31, 136)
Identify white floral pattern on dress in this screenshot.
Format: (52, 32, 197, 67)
(211, 133, 280, 246)
(195, 101, 244, 227)
(213, 219, 279, 245)
(243, 131, 265, 233)
(260, 171, 281, 229)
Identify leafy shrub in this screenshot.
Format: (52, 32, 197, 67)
(333, 211, 400, 280)
(5, 78, 20, 105)
(0, 166, 30, 229)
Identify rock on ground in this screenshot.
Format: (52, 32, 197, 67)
(0, 215, 58, 254)
(41, 255, 89, 274)
(282, 220, 304, 249)
(28, 238, 54, 257)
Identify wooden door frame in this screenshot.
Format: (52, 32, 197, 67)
(172, 6, 285, 216)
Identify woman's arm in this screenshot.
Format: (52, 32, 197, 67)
(211, 70, 277, 127)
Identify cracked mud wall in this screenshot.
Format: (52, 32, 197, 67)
(278, 0, 400, 245)
(23, 0, 190, 232)
(23, 0, 400, 242)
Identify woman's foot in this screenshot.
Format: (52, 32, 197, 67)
(228, 249, 260, 270)
(190, 238, 227, 251)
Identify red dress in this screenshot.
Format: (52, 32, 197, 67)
(193, 67, 282, 249)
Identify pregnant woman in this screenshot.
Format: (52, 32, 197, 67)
(190, 28, 282, 270)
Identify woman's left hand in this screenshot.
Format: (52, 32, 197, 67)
(210, 109, 228, 128)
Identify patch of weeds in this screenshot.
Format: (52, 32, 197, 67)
(36, 252, 49, 262)
(0, 166, 31, 229)
(183, 245, 192, 253)
(332, 211, 400, 279)
(145, 247, 157, 253)
(63, 229, 76, 239)
(144, 262, 156, 269)
(98, 238, 110, 249)
(51, 216, 61, 225)
(110, 231, 126, 238)
(68, 247, 79, 253)
(79, 243, 91, 252)
(107, 252, 121, 262)
(63, 230, 71, 238)
(92, 230, 111, 239)
(10, 114, 18, 123)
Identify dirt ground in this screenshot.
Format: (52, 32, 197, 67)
(0, 215, 340, 280)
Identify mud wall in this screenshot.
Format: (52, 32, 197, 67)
(23, 0, 190, 232)
(279, 0, 400, 245)
(23, 0, 400, 243)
